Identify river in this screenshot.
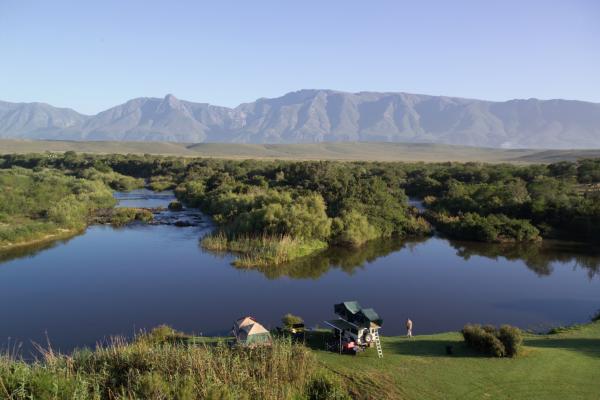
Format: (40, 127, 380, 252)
(0, 190, 599, 354)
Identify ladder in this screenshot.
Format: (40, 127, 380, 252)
(373, 330, 383, 358)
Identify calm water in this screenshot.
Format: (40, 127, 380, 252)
(1, 190, 599, 354)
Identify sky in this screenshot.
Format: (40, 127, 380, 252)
(0, 0, 599, 114)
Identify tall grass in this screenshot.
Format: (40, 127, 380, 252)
(0, 332, 324, 399)
(202, 232, 327, 267)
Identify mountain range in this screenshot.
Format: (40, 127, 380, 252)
(1, 90, 599, 149)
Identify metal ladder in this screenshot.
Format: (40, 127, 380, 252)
(373, 330, 383, 358)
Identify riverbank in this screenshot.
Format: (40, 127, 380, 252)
(0, 227, 81, 252)
(1, 322, 598, 399)
(0, 206, 156, 252)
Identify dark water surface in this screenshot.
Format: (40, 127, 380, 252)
(1, 190, 599, 354)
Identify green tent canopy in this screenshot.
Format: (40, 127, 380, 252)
(334, 301, 362, 320)
(334, 301, 383, 328)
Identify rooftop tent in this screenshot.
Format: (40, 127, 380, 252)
(357, 308, 383, 327)
(334, 301, 362, 320)
(233, 316, 272, 345)
(334, 301, 384, 328)
(324, 319, 358, 332)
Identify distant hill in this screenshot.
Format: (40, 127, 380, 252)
(2, 139, 600, 163)
(1, 90, 600, 149)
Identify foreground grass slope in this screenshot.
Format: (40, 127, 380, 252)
(317, 322, 600, 399)
(1, 323, 598, 399)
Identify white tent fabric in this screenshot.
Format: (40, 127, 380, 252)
(233, 316, 271, 344)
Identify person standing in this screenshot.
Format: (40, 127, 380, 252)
(406, 318, 413, 338)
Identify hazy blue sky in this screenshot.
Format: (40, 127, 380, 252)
(1, 0, 598, 114)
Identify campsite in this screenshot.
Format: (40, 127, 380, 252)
(0, 153, 599, 398)
(2, 1, 600, 398)
(2, 310, 599, 399)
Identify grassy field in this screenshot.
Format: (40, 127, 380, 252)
(1, 322, 598, 399)
(2, 139, 600, 163)
(314, 322, 600, 399)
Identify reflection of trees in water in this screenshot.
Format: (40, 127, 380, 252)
(0, 236, 77, 265)
(448, 240, 600, 279)
(242, 236, 600, 280)
(242, 236, 430, 280)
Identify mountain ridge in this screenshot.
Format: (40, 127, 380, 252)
(1, 90, 599, 149)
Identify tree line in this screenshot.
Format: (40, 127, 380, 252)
(1, 152, 599, 263)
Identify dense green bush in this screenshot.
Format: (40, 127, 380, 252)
(109, 208, 154, 226)
(78, 167, 144, 191)
(332, 210, 379, 247)
(462, 324, 523, 357)
(462, 324, 506, 357)
(2, 152, 600, 253)
(498, 325, 523, 357)
(148, 175, 177, 191)
(0, 167, 115, 247)
(431, 212, 540, 243)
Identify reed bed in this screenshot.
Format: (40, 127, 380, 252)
(201, 232, 327, 267)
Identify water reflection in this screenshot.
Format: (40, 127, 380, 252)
(223, 236, 600, 281)
(1, 192, 599, 352)
(448, 240, 600, 279)
(237, 236, 429, 279)
(3, 229, 600, 282)
(0, 236, 78, 265)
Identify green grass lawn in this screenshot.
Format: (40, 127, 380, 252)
(313, 322, 600, 399)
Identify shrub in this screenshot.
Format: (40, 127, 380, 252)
(462, 324, 506, 357)
(282, 313, 304, 329)
(498, 325, 523, 356)
(0, 168, 115, 247)
(175, 181, 206, 207)
(148, 176, 176, 191)
(110, 208, 154, 226)
(404, 215, 433, 235)
(591, 309, 600, 322)
(430, 212, 540, 243)
(78, 167, 144, 191)
(168, 200, 183, 211)
(332, 210, 379, 247)
(462, 324, 523, 357)
(136, 325, 188, 345)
